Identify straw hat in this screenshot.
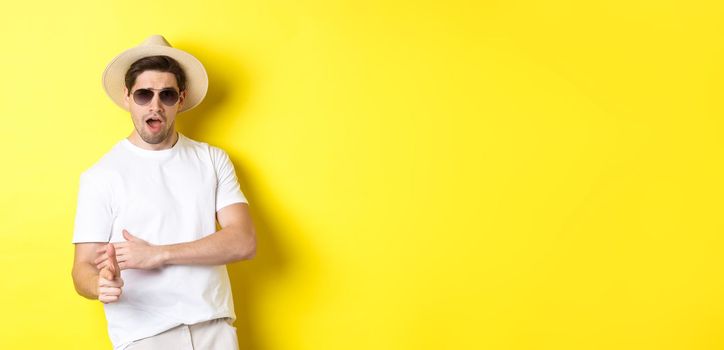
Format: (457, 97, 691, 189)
(102, 34, 208, 113)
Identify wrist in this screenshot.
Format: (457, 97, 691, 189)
(157, 245, 171, 267)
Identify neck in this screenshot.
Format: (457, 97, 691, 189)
(127, 129, 179, 151)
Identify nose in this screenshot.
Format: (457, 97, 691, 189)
(148, 92, 164, 112)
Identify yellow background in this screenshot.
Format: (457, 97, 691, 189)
(1, 0, 723, 349)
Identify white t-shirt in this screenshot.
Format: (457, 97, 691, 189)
(72, 132, 248, 349)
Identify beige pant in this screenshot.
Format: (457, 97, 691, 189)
(123, 317, 239, 350)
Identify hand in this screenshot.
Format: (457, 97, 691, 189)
(95, 229, 166, 271)
(98, 243, 123, 304)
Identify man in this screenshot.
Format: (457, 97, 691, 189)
(71, 34, 256, 350)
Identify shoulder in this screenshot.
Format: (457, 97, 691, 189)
(79, 141, 126, 184)
(180, 133, 210, 150)
(181, 133, 232, 162)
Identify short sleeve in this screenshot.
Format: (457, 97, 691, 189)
(212, 147, 248, 211)
(71, 171, 114, 243)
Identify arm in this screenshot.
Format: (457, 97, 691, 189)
(72, 242, 123, 303)
(72, 243, 105, 299)
(163, 202, 256, 265)
(98, 202, 256, 270)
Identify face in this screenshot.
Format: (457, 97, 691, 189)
(123, 70, 186, 145)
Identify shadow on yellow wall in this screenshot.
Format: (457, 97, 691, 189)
(179, 44, 298, 350)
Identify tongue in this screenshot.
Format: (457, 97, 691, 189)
(148, 120, 162, 131)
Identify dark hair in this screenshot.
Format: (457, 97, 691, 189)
(124, 55, 187, 94)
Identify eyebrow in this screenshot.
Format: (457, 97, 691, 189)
(137, 87, 178, 91)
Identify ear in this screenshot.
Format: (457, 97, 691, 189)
(123, 87, 130, 109)
(178, 89, 186, 110)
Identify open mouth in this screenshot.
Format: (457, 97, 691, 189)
(146, 117, 163, 131)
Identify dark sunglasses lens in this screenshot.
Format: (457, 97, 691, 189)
(159, 90, 180, 106)
(133, 89, 154, 105)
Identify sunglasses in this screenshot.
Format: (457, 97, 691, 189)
(131, 88, 181, 106)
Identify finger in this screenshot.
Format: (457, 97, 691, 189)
(101, 287, 122, 296)
(123, 229, 148, 244)
(99, 277, 124, 288)
(99, 295, 118, 304)
(99, 278, 121, 288)
(99, 267, 113, 281)
(106, 244, 121, 279)
(96, 247, 106, 254)
(94, 255, 107, 265)
(123, 229, 134, 242)
(106, 276, 123, 287)
(99, 286, 121, 296)
(118, 262, 128, 270)
(113, 242, 128, 249)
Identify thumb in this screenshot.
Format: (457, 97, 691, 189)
(123, 229, 148, 244)
(106, 243, 121, 279)
(99, 266, 113, 281)
(123, 229, 138, 242)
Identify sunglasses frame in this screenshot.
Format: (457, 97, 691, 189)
(130, 87, 181, 107)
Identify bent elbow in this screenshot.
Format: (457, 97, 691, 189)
(243, 237, 257, 260)
(233, 230, 256, 261)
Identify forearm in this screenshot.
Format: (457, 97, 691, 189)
(72, 262, 99, 300)
(160, 225, 256, 266)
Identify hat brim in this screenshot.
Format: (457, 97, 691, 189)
(102, 45, 208, 113)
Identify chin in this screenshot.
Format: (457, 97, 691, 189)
(141, 132, 169, 145)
